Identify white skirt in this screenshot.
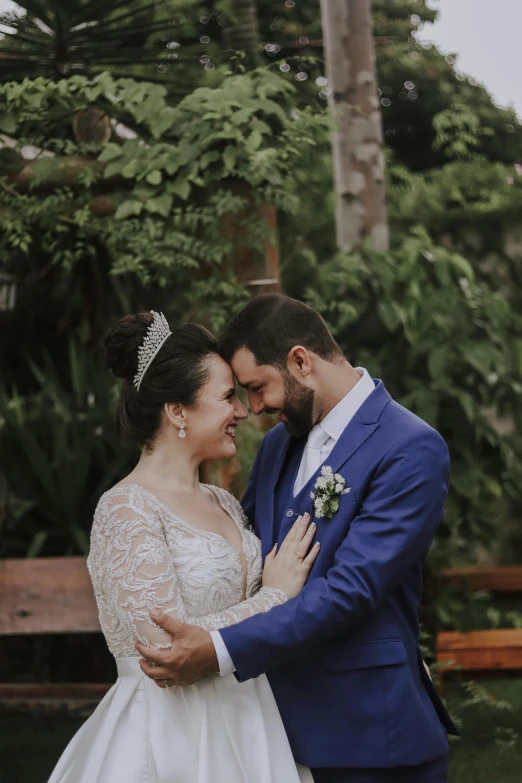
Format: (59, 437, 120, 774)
(48, 657, 313, 783)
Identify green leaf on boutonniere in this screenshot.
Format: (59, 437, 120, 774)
(312, 465, 350, 519)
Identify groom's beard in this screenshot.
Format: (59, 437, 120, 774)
(279, 372, 315, 438)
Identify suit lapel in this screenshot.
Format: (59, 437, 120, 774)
(327, 379, 392, 477)
(327, 415, 379, 477)
(290, 379, 392, 521)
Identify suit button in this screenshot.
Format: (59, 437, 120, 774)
(286, 509, 294, 518)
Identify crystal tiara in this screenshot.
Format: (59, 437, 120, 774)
(133, 311, 172, 392)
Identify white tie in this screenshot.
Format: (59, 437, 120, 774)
(294, 425, 331, 496)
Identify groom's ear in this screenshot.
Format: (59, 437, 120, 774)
(287, 346, 313, 378)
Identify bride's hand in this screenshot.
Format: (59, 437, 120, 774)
(262, 513, 320, 599)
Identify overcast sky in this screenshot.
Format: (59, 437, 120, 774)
(418, 0, 522, 119)
(0, 0, 520, 120)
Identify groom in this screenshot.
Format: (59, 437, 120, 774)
(138, 294, 459, 782)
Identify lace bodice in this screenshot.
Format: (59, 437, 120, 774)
(87, 483, 286, 658)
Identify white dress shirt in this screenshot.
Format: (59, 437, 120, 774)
(210, 368, 376, 676)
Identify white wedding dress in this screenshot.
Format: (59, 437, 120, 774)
(48, 483, 312, 783)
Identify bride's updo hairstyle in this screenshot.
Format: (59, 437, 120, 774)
(105, 312, 219, 450)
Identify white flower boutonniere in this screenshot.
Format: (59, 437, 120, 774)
(310, 466, 351, 519)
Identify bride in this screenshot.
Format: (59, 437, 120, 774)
(48, 311, 318, 783)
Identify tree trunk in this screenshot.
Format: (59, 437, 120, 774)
(320, 0, 389, 252)
(222, 185, 281, 296)
(222, 0, 261, 66)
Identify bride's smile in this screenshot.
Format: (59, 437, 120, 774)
(178, 353, 248, 461)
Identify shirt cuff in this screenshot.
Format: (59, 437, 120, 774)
(210, 630, 236, 676)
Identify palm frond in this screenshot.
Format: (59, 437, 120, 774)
(70, 1, 159, 32)
(69, 0, 153, 26)
(12, 0, 57, 31)
(0, 0, 205, 84)
(0, 24, 51, 47)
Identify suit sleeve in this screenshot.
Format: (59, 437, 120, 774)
(220, 429, 450, 681)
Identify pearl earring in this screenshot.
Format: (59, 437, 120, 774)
(179, 423, 186, 439)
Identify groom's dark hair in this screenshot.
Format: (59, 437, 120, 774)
(218, 294, 344, 368)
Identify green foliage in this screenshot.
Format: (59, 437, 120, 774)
(373, 0, 436, 33)
(91, 69, 323, 202)
(453, 680, 521, 752)
(0, 67, 327, 554)
(0, 473, 34, 549)
(0, 69, 327, 372)
(389, 159, 522, 233)
(433, 103, 493, 160)
(460, 679, 514, 715)
(433, 586, 522, 634)
(230, 415, 265, 492)
(0, 340, 133, 557)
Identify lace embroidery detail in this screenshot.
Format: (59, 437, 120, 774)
(87, 483, 286, 658)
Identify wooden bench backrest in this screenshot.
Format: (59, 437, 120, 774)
(438, 629, 522, 651)
(442, 566, 522, 593)
(0, 557, 100, 635)
(437, 629, 522, 673)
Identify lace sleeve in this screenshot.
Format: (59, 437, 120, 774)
(93, 492, 186, 651)
(93, 489, 287, 651)
(186, 586, 287, 632)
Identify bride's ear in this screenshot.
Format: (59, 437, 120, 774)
(164, 402, 186, 432)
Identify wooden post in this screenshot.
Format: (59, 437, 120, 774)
(223, 195, 281, 296)
(320, 0, 389, 252)
(222, 0, 261, 66)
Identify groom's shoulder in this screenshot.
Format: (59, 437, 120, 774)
(260, 422, 288, 450)
(382, 397, 448, 455)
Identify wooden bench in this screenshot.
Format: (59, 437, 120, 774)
(441, 565, 522, 593)
(436, 567, 522, 695)
(0, 557, 111, 715)
(437, 629, 522, 695)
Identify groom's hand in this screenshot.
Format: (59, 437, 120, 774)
(136, 611, 219, 687)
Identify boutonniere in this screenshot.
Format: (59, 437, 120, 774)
(310, 466, 351, 519)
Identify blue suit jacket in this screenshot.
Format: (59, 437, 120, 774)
(220, 380, 458, 769)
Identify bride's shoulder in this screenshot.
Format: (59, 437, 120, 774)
(93, 483, 160, 528)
